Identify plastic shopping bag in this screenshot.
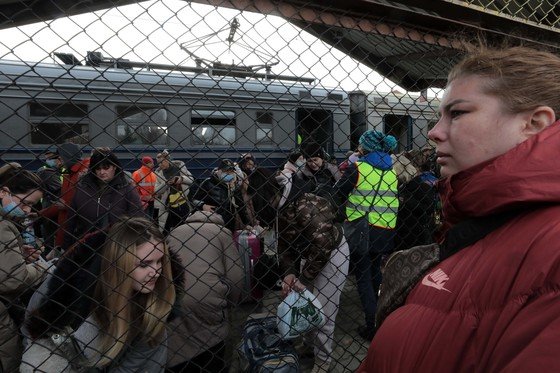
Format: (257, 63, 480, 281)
(277, 289, 326, 340)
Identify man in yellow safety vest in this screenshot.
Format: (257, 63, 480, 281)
(333, 130, 399, 341)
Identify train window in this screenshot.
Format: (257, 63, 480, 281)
(116, 106, 168, 145)
(256, 111, 273, 144)
(191, 109, 236, 146)
(29, 102, 89, 144)
(327, 93, 344, 101)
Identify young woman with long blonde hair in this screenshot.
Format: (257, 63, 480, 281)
(21, 216, 176, 372)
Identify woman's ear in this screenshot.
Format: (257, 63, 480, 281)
(523, 106, 556, 137)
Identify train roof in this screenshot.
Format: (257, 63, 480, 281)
(0, 59, 349, 102)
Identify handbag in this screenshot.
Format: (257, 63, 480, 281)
(375, 210, 522, 328)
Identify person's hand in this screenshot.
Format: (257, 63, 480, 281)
(202, 204, 216, 212)
(53, 199, 67, 210)
(46, 248, 61, 261)
(35, 256, 58, 274)
(282, 274, 306, 298)
(168, 176, 182, 185)
(22, 244, 42, 263)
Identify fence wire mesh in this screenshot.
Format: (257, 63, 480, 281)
(0, 0, 557, 372)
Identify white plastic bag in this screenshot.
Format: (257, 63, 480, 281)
(277, 289, 326, 340)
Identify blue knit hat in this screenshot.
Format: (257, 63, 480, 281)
(359, 130, 397, 153)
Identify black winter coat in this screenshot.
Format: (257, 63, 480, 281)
(63, 172, 143, 250)
(191, 176, 249, 232)
(394, 175, 437, 251)
(294, 163, 341, 205)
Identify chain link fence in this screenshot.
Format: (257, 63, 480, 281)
(0, 0, 557, 372)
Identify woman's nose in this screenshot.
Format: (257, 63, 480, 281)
(428, 119, 445, 142)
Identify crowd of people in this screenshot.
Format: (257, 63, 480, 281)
(0, 132, 437, 372)
(2, 45, 557, 373)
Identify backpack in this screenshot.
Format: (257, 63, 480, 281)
(237, 314, 299, 373)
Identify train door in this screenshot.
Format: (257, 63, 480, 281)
(295, 108, 333, 154)
(383, 114, 412, 153)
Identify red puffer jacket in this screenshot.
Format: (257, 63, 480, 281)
(359, 122, 560, 372)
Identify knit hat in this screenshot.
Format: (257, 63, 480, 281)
(58, 143, 82, 169)
(359, 130, 398, 153)
(141, 156, 154, 165)
(301, 142, 325, 159)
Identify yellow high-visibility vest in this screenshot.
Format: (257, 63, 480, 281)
(346, 161, 399, 228)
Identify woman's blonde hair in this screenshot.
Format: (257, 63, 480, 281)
(93, 216, 175, 367)
(448, 46, 560, 120)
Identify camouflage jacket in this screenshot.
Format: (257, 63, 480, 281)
(278, 192, 343, 286)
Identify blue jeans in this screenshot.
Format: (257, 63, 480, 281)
(344, 220, 395, 329)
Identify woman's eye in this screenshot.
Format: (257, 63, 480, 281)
(139, 262, 149, 268)
(450, 110, 467, 119)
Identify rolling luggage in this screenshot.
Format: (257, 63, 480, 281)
(237, 314, 299, 373)
(234, 230, 263, 301)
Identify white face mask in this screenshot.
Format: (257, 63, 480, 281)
(295, 159, 305, 168)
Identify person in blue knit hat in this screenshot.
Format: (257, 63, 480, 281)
(333, 130, 399, 341)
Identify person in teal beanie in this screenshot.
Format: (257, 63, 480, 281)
(333, 130, 399, 341)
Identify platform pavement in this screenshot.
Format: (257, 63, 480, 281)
(226, 276, 371, 372)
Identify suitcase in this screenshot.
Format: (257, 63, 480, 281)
(234, 230, 263, 301)
(237, 314, 299, 373)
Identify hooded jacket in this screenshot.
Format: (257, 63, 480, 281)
(166, 211, 244, 366)
(0, 217, 45, 372)
(359, 122, 560, 372)
(63, 169, 143, 250)
(332, 151, 395, 225)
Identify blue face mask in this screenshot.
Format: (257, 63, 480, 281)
(45, 159, 58, 168)
(220, 174, 235, 183)
(1, 199, 26, 218)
